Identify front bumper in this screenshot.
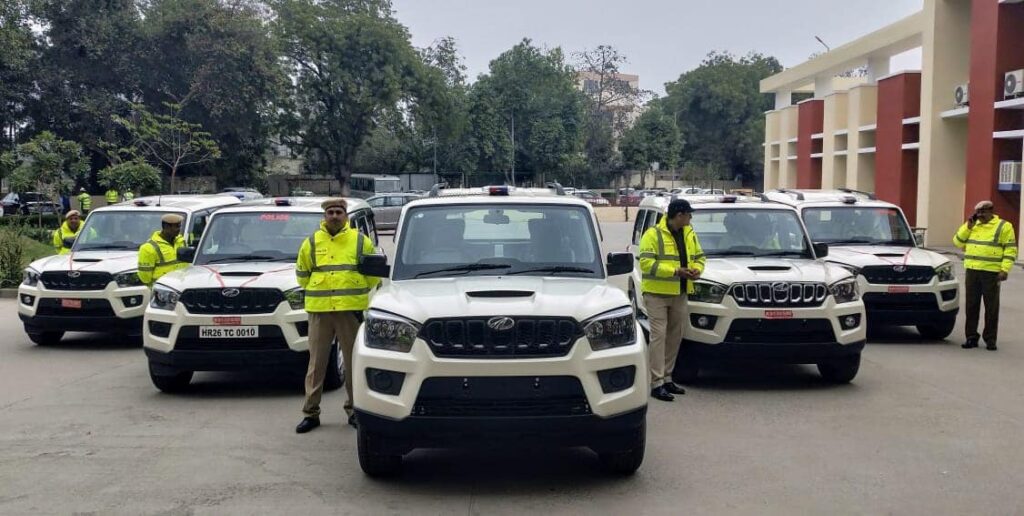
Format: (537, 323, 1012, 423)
(858, 277, 960, 326)
(145, 347, 309, 374)
(683, 339, 865, 363)
(17, 283, 149, 335)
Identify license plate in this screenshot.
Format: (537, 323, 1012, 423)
(213, 316, 242, 326)
(199, 326, 258, 339)
(887, 286, 911, 294)
(764, 310, 794, 320)
(61, 299, 82, 309)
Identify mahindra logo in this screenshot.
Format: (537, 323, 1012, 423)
(487, 316, 515, 331)
(772, 283, 788, 292)
(67, 271, 81, 278)
(893, 265, 907, 273)
(221, 288, 240, 298)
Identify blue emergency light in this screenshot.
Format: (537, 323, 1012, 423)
(489, 186, 510, 196)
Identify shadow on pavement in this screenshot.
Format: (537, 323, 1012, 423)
(866, 326, 956, 346)
(688, 363, 857, 392)
(163, 370, 307, 399)
(35, 333, 142, 351)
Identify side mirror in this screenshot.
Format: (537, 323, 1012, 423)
(62, 237, 76, 249)
(606, 252, 634, 276)
(812, 242, 829, 258)
(176, 247, 196, 263)
(912, 227, 927, 247)
(359, 254, 391, 278)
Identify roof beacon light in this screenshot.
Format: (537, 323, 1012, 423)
(133, 200, 149, 207)
(274, 198, 291, 206)
(842, 195, 857, 204)
(721, 195, 738, 203)
(489, 186, 510, 196)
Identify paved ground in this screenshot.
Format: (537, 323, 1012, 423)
(3, 223, 1024, 514)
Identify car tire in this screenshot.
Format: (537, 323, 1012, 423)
(357, 425, 403, 477)
(324, 344, 344, 391)
(916, 318, 956, 340)
(149, 362, 193, 393)
(597, 420, 646, 476)
(27, 331, 64, 346)
(817, 353, 861, 384)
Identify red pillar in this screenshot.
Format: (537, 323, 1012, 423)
(875, 72, 921, 225)
(965, 0, 1024, 222)
(797, 99, 824, 189)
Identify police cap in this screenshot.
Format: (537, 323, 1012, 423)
(321, 198, 348, 212)
(65, 210, 81, 219)
(667, 199, 694, 218)
(161, 213, 184, 225)
(974, 200, 994, 211)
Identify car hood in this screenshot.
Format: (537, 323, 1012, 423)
(826, 245, 950, 269)
(155, 262, 298, 292)
(371, 276, 630, 324)
(701, 257, 854, 285)
(27, 251, 140, 274)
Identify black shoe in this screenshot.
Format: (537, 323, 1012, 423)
(962, 339, 979, 349)
(664, 382, 686, 395)
(348, 414, 358, 428)
(650, 386, 675, 402)
(986, 343, 998, 351)
(295, 416, 320, 434)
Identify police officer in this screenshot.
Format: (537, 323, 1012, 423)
(137, 214, 187, 287)
(954, 200, 1018, 350)
(294, 198, 379, 433)
(105, 188, 119, 205)
(639, 199, 706, 401)
(77, 188, 92, 215)
(52, 210, 83, 255)
(123, 191, 135, 201)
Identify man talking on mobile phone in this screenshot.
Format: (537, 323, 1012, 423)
(954, 200, 1017, 351)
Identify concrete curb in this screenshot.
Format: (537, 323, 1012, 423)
(0, 288, 18, 299)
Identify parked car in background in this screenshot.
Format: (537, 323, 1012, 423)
(1, 192, 64, 215)
(617, 188, 641, 206)
(290, 189, 315, 197)
(220, 187, 264, 201)
(573, 190, 610, 206)
(670, 187, 704, 195)
(702, 189, 726, 195)
(366, 192, 422, 231)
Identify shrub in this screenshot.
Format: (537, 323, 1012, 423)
(0, 226, 26, 288)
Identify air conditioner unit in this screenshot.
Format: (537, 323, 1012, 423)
(953, 83, 969, 107)
(1005, 70, 1024, 99)
(999, 161, 1022, 192)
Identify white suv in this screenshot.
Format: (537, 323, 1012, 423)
(626, 195, 867, 384)
(764, 189, 960, 339)
(351, 185, 647, 477)
(17, 195, 240, 345)
(142, 197, 377, 392)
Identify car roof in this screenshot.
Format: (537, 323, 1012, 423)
(638, 194, 794, 211)
(410, 187, 592, 207)
(763, 189, 898, 209)
(223, 196, 370, 214)
(93, 194, 241, 213)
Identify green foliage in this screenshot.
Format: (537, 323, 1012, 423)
(0, 1, 36, 149)
(620, 107, 682, 172)
(98, 160, 163, 195)
(0, 226, 26, 287)
(0, 214, 61, 228)
(6, 132, 90, 227)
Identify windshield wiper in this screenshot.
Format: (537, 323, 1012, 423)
(707, 250, 757, 257)
(413, 263, 512, 278)
(506, 266, 597, 275)
(204, 255, 277, 264)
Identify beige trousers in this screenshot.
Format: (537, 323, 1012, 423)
(302, 311, 360, 418)
(643, 293, 687, 389)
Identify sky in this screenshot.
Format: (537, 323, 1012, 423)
(391, 0, 924, 96)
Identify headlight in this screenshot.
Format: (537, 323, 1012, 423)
(935, 263, 955, 282)
(284, 288, 305, 310)
(830, 278, 859, 304)
(689, 280, 728, 304)
(584, 306, 637, 351)
(22, 269, 40, 287)
(114, 271, 144, 287)
(834, 263, 861, 276)
(150, 285, 180, 310)
(365, 309, 420, 353)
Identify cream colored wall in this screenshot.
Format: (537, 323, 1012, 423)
(764, 110, 782, 189)
(777, 105, 799, 188)
(846, 85, 878, 192)
(822, 92, 850, 189)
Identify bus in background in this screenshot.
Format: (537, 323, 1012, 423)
(349, 174, 401, 198)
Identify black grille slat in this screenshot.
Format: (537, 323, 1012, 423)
(179, 288, 284, 314)
(861, 265, 935, 285)
(174, 325, 288, 351)
(412, 376, 591, 417)
(39, 271, 113, 291)
(725, 319, 836, 344)
(36, 298, 115, 316)
(863, 293, 939, 311)
(730, 282, 828, 308)
(421, 317, 581, 358)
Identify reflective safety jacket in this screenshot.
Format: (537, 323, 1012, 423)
(105, 189, 119, 204)
(77, 192, 92, 211)
(954, 215, 1017, 274)
(52, 221, 83, 255)
(639, 217, 706, 296)
(296, 222, 380, 313)
(137, 231, 187, 286)
(123, 192, 135, 201)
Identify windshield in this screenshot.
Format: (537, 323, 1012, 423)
(195, 212, 324, 265)
(803, 207, 913, 246)
(393, 204, 603, 280)
(691, 209, 811, 258)
(74, 210, 187, 251)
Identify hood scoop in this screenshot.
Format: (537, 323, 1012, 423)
(72, 258, 102, 263)
(874, 253, 905, 258)
(466, 290, 535, 298)
(219, 271, 262, 277)
(747, 266, 791, 272)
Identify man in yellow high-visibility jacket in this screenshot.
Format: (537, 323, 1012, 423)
(105, 188, 119, 205)
(77, 188, 92, 215)
(639, 199, 705, 401)
(137, 213, 187, 286)
(954, 200, 1017, 351)
(294, 198, 379, 433)
(52, 210, 83, 255)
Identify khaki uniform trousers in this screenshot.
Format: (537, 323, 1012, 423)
(644, 293, 687, 389)
(302, 311, 361, 418)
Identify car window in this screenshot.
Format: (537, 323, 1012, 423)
(367, 197, 386, 208)
(691, 209, 810, 257)
(803, 207, 913, 245)
(188, 211, 209, 246)
(632, 209, 649, 245)
(386, 196, 406, 207)
(196, 212, 323, 264)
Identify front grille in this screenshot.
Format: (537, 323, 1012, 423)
(729, 282, 828, 307)
(35, 298, 115, 317)
(39, 271, 112, 291)
(420, 317, 581, 358)
(725, 319, 836, 344)
(174, 325, 289, 351)
(411, 376, 591, 417)
(179, 288, 284, 314)
(863, 293, 938, 312)
(861, 265, 935, 285)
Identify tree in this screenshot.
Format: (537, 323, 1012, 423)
(273, 0, 437, 194)
(6, 132, 90, 226)
(659, 51, 782, 184)
(619, 108, 681, 189)
(98, 160, 163, 196)
(0, 1, 37, 150)
(113, 103, 221, 193)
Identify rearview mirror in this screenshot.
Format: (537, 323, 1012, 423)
(606, 252, 633, 276)
(812, 242, 829, 258)
(176, 247, 196, 264)
(62, 237, 76, 249)
(359, 254, 391, 278)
